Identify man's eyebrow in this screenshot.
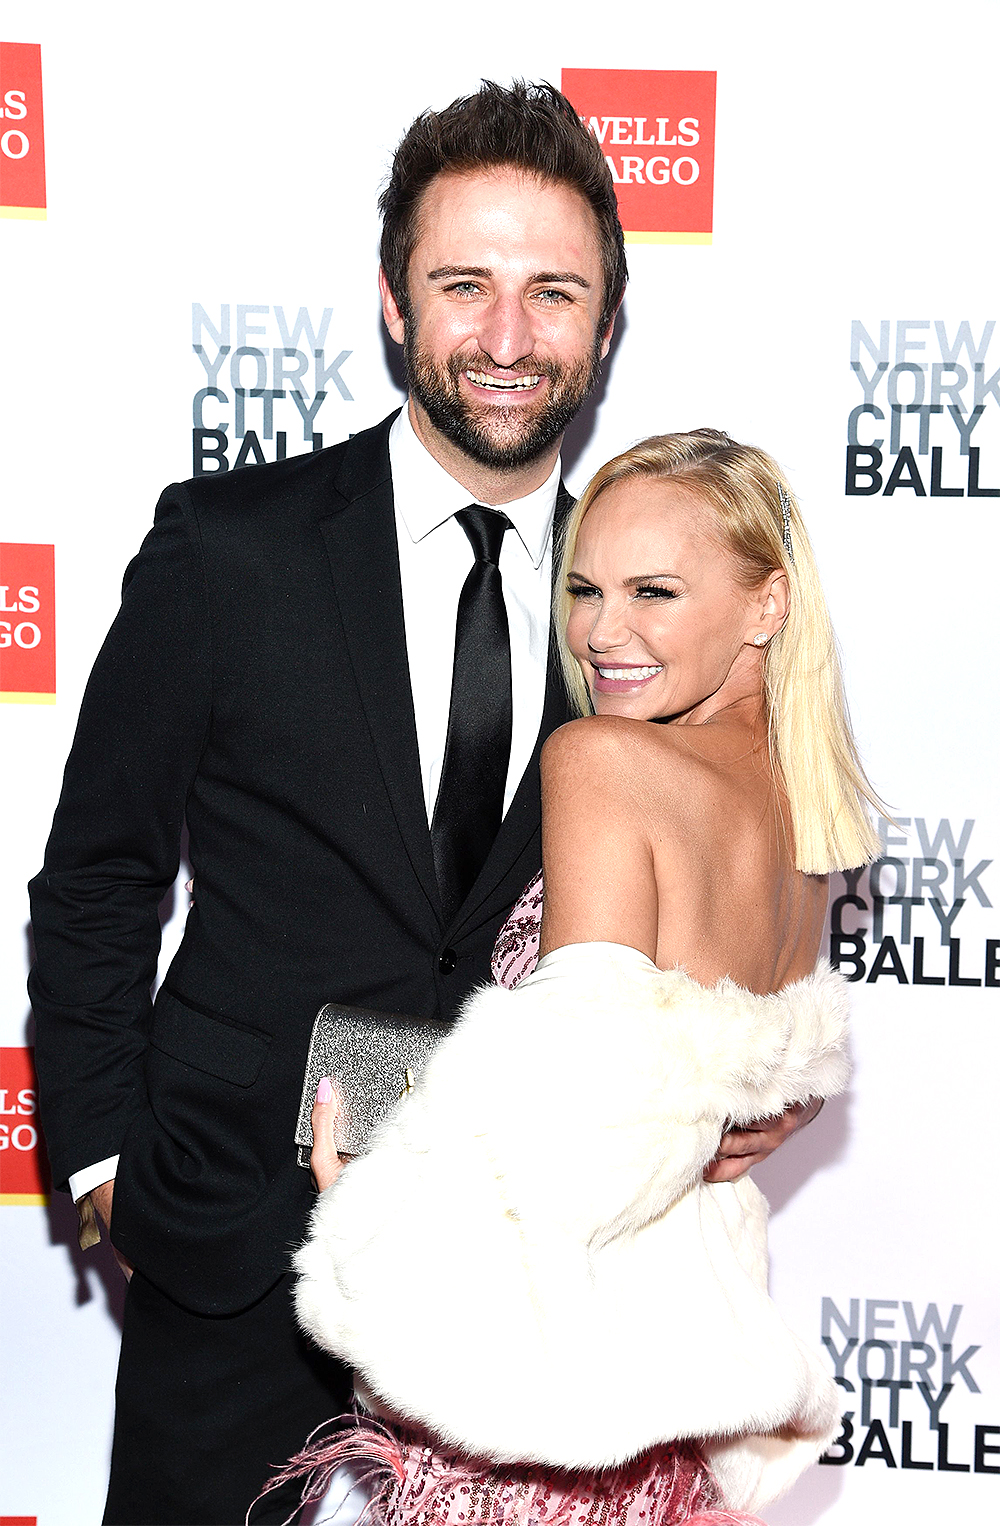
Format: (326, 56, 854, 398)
(533, 270, 591, 290)
(425, 265, 591, 290)
(426, 265, 491, 281)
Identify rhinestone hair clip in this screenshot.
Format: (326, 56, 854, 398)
(778, 483, 795, 563)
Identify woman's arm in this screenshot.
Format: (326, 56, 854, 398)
(538, 717, 660, 960)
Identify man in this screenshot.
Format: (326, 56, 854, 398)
(29, 81, 812, 1526)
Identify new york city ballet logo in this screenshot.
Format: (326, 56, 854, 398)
(846, 320, 999, 499)
(0, 543, 55, 704)
(191, 304, 354, 476)
(819, 1296, 999, 1476)
(0, 1048, 50, 1205)
(0, 41, 45, 220)
(561, 69, 716, 243)
(829, 815, 997, 989)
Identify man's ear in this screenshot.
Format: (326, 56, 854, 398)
(379, 268, 406, 347)
(598, 296, 624, 361)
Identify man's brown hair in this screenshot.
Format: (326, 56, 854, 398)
(380, 79, 627, 335)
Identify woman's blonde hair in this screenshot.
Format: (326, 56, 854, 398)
(555, 428, 882, 874)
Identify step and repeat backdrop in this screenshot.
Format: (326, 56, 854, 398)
(1, 3, 997, 1523)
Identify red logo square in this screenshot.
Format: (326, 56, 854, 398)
(0, 41, 45, 219)
(0, 1048, 51, 1203)
(0, 543, 55, 702)
(562, 69, 716, 242)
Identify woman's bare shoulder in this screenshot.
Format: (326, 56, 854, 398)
(541, 715, 695, 788)
(539, 718, 660, 958)
(542, 716, 723, 822)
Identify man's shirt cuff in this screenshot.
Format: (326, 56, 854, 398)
(69, 1155, 120, 1203)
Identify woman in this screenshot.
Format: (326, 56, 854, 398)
(280, 430, 880, 1524)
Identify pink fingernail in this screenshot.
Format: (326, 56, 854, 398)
(316, 1077, 333, 1104)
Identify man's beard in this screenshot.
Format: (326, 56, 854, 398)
(404, 333, 604, 473)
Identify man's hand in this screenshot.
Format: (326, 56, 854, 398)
(310, 1078, 348, 1194)
(703, 1097, 823, 1183)
(309, 1085, 822, 1189)
(89, 1179, 135, 1281)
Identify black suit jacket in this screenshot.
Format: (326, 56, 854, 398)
(28, 413, 572, 1314)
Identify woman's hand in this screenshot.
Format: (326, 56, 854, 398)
(310, 1077, 347, 1193)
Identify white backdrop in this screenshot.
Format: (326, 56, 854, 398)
(2, 2, 998, 1522)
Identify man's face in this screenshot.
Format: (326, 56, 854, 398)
(381, 168, 614, 473)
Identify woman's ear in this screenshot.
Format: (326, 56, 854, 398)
(744, 570, 790, 646)
(762, 570, 791, 629)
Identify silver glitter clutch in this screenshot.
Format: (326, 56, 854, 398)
(295, 1003, 452, 1165)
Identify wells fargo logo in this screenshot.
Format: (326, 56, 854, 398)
(0, 42, 45, 220)
(562, 69, 715, 244)
(0, 1048, 50, 1205)
(0, 543, 55, 703)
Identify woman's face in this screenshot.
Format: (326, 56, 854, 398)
(566, 476, 776, 723)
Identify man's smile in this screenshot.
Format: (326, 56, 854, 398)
(463, 369, 544, 393)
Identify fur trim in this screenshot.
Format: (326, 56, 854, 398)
(295, 947, 849, 1513)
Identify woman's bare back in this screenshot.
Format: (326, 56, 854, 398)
(539, 713, 828, 995)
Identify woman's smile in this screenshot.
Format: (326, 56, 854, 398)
(590, 662, 664, 693)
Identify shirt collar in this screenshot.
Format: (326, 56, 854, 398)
(389, 401, 559, 570)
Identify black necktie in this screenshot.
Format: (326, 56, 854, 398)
(431, 506, 513, 922)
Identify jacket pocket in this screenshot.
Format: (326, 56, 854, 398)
(149, 988, 271, 1087)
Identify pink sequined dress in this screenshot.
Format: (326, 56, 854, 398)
(265, 874, 768, 1526)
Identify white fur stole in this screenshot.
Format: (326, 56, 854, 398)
(294, 944, 850, 1512)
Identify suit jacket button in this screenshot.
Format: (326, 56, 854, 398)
(438, 949, 457, 975)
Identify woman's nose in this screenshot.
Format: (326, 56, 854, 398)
(587, 599, 632, 653)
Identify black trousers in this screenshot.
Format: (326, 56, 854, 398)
(103, 1269, 353, 1526)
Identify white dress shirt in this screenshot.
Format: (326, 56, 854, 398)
(69, 404, 560, 1204)
(390, 403, 558, 819)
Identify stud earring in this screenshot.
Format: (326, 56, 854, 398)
(752, 632, 769, 646)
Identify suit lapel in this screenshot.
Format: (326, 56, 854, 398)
(318, 414, 442, 924)
(321, 428, 574, 938)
